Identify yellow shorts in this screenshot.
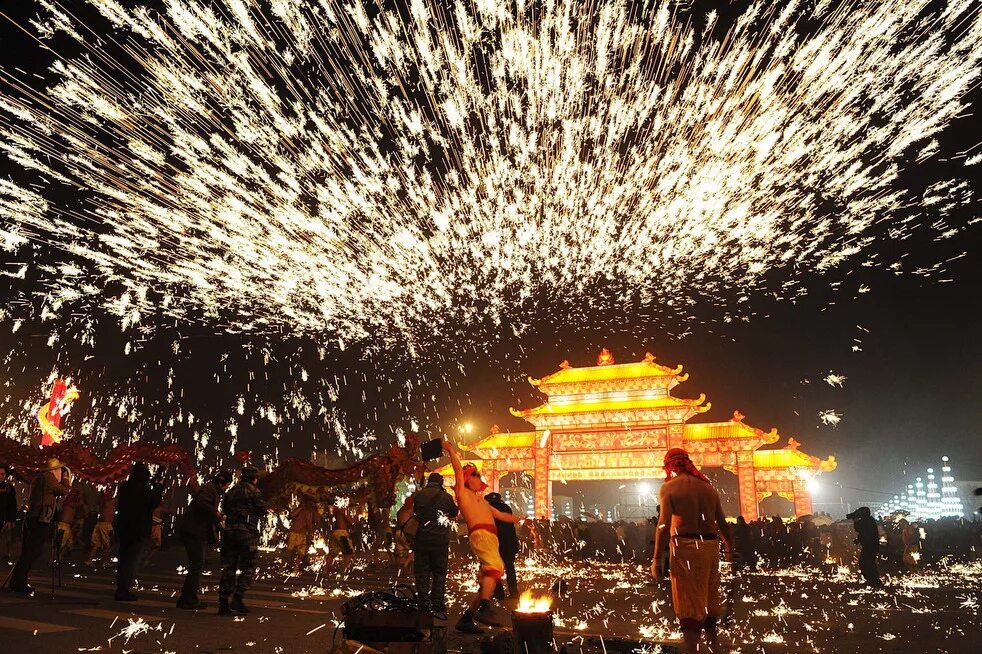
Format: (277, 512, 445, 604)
(468, 528, 504, 580)
(150, 525, 163, 548)
(286, 531, 310, 553)
(56, 522, 73, 550)
(91, 521, 112, 551)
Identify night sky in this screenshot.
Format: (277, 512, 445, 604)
(1, 0, 980, 515)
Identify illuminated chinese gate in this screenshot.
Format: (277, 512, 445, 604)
(455, 350, 836, 520)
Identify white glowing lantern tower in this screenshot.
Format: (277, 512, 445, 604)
(881, 456, 965, 520)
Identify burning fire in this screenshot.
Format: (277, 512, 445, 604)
(308, 536, 329, 554)
(516, 591, 552, 614)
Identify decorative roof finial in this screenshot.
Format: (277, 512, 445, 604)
(597, 348, 614, 366)
(787, 437, 801, 451)
(559, 359, 571, 369)
(732, 410, 745, 423)
(643, 352, 655, 363)
(490, 424, 500, 434)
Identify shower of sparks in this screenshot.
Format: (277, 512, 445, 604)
(818, 409, 842, 427)
(107, 617, 153, 645)
(824, 372, 846, 388)
(0, 0, 979, 348)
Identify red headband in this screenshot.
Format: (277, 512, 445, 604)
(663, 448, 709, 482)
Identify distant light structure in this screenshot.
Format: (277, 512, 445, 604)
(879, 456, 965, 520)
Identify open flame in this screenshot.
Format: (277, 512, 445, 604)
(516, 591, 552, 613)
(308, 536, 329, 554)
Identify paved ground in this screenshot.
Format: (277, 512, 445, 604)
(1, 550, 979, 653)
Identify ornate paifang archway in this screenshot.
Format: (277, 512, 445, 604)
(445, 350, 836, 520)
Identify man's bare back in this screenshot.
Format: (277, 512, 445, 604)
(660, 475, 725, 536)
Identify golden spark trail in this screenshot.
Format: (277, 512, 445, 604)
(0, 0, 978, 344)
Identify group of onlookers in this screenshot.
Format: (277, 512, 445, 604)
(2, 459, 166, 599)
(4, 457, 980, 624)
(0, 460, 268, 616)
(442, 509, 982, 574)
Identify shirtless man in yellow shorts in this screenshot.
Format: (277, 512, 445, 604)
(652, 448, 732, 654)
(443, 441, 524, 634)
(86, 489, 115, 563)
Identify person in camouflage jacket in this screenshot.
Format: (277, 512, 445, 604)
(217, 466, 267, 615)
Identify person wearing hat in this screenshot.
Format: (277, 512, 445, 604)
(443, 441, 524, 634)
(8, 458, 73, 594)
(651, 448, 732, 654)
(485, 492, 520, 600)
(175, 470, 232, 609)
(409, 471, 459, 614)
(217, 466, 267, 616)
(846, 506, 882, 587)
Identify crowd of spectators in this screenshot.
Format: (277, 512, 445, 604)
(3, 462, 980, 580)
(443, 509, 982, 573)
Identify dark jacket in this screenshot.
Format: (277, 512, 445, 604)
(411, 479, 459, 548)
(854, 516, 880, 551)
(26, 471, 71, 520)
(487, 497, 519, 556)
(115, 465, 163, 541)
(222, 481, 267, 536)
(178, 480, 224, 538)
(0, 480, 17, 523)
(734, 519, 753, 552)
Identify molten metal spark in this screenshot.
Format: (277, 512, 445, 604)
(0, 0, 979, 345)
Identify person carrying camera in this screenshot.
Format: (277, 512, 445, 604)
(8, 458, 73, 594)
(846, 506, 882, 588)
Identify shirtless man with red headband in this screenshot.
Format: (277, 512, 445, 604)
(652, 447, 733, 654)
(443, 441, 524, 634)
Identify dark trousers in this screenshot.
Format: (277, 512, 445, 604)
(413, 543, 449, 609)
(116, 536, 147, 593)
(504, 552, 518, 593)
(494, 550, 518, 600)
(10, 517, 50, 589)
(218, 530, 258, 599)
(179, 531, 206, 602)
(494, 550, 518, 597)
(859, 548, 881, 586)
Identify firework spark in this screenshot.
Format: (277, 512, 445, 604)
(0, 0, 978, 346)
(819, 409, 842, 427)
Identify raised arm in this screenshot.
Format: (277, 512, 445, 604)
(490, 506, 523, 524)
(443, 441, 465, 493)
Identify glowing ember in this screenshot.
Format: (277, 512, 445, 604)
(516, 591, 552, 614)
